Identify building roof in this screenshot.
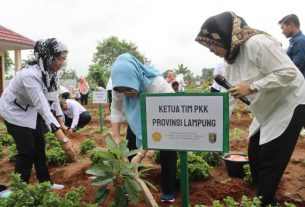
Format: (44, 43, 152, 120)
(0, 25, 34, 50)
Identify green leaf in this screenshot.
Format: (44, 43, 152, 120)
(105, 137, 117, 152)
(112, 186, 128, 207)
(123, 149, 139, 158)
(124, 177, 141, 204)
(92, 177, 114, 187)
(95, 187, 110, 203)
(86, 165, 108, 176)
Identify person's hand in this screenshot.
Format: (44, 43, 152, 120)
(131, 154, 142, 163)
(62, 138, 76, 161)
(228, 82, 251, 99)
(112, 135, 121, 145)
(62, 126, 69, 135)
(67, 128, 74, 135)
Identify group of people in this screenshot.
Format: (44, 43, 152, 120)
(69, 76, 90, 106)
(0, 39, 91, 190)
(0, 11, 304, 206)
(166, 70, 187, 92)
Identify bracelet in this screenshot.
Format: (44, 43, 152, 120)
(62, 137, 69, 144)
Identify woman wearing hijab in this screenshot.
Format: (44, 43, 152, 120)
(0, 38, 75, 189)
(110, 53, 177, 203)
(195, 12, 305, 206)
(78, 76, 89, 105)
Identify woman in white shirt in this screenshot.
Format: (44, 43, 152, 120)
(0, 38, 75, 188)
(110, 53, 177, 203)
(60, 99, 91, 134)
(195, 12, 305, 206)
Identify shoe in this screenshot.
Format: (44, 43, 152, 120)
(161, 193, 175, 203)
(300, 129, 305, 137)
(50, 183, 65, 190)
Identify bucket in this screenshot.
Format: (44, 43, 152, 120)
(222, 154, 249, 178)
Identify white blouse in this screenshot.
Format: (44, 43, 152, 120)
(224, 34, 305, 145)
(0, 64, 60, 130)
(62, 99, 86, 129)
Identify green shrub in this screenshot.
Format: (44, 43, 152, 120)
(194, 152, 223, 166)
(0, 173, 97, 207)
(44, 132, 70, 165)
(46, 147, 69, 165)
(177, 152, 211, 180)
(79, 139, 96, 155)
(89, 149, 106, 165)
(8, 144, 17, 161)
(0, 134, 14, 146)
(243, 164, 252, 186)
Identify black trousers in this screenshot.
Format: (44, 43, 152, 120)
(4, 115, 51, 183)
(64, 111, 91, 130)
(107, 90, 112, 112)
(80, 93, 89, 105)
(248, 105, 305, 206)
(126, 125, 177, 194)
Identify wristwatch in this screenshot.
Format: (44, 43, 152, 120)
(249, 83, 257, 94)
(137, 151, 146, 159)
(62, 137, 69, 144)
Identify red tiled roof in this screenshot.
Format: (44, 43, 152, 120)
(0, 25, 34, 47)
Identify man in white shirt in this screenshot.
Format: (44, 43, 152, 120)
(60, 99, 91, 134)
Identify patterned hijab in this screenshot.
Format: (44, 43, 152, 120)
(195, 11, 266, 64)
(34, 38, 68, 91)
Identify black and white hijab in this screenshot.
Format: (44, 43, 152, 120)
(195, 12, 267, 64)
(33, 38, 68, 92)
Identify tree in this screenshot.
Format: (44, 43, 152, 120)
(174, 64, 191, 76)
(92, 36, 150, 68)
(4, 51, 13, 75)
(88, 36, 150, 88)
(87, 64, 110, 88)
(60, 68, 77, 79)
(201, 67, 214, 81)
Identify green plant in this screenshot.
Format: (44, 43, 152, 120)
(44, 132, 70, 165)
(152, 150, 160, 164)
(194, 152, 223, 166)
(0, 173, 97, 207)
(0, 134, 14, 146)
(90, 149, 106, 165)
(243, 164, 253, 186)
(79, 139, 96, 155)
(177, 152, 211, 180)
(223, 196, 239, 206)
(240, 195, 262, 206)
(8, 144, 17, 161)
(86, 137, 156, 206)
(232, 128, 241, 140)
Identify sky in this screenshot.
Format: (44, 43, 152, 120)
(1, 0, 305, 77)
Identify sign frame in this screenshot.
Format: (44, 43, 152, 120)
(140, 92, 229, 152)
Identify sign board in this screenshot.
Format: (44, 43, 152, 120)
(140, 93, 229, 152)
(195, 80, 201, 86)
(92, 90, 107, 104)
